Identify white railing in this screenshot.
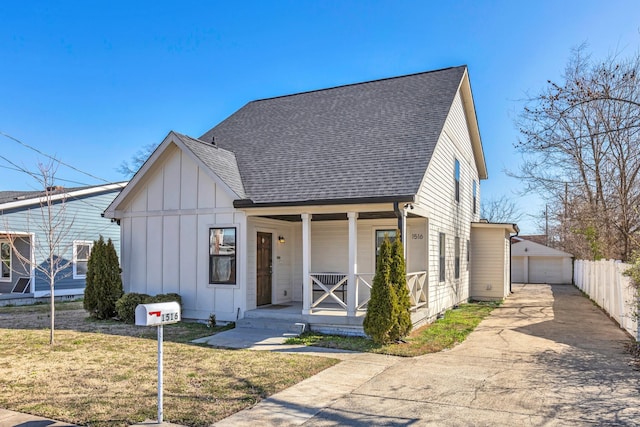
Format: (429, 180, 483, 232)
(407, 271, 428, 310)
(574, 259, 639, 340)
(310, 273, 348, 309)
(310, 271, 428, 313)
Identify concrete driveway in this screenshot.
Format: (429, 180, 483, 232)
(218, 283, 640, 426)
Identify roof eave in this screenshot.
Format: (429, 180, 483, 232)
(234, 195, 416, 209)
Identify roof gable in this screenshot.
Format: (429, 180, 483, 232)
(512, 239, 574, 258)
(200, 66, 475, 205)
(104, 131, 245, 217)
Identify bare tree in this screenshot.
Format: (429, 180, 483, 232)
(3, 161, 75, 345)
(480, 195, 524, 224)
(513, 45, 640, 260)
(117, 143, 157, 178)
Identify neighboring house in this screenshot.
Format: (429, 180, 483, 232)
(0, 183, 125, 304)
(511, 238, 574, 284)
(104, 65, 518, 333)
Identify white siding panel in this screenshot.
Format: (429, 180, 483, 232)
(147, 170, 164, 212)
(311, 222, 348, 272)
(197, 169, 215, 209)
(214, 287, 235, 316)
(130, 217, 148, 294)
(180, 154, 199, 209)
(179, 215, 197, 310)
(415, 89, 479, 317)
(162, 215, 180, 293)
(146, 216, 163, 293)
(163, 148, 181, 210)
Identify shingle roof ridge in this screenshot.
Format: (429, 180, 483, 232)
(250, 64, 467, 103)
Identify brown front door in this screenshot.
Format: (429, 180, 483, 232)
(256, 232, 272, 306)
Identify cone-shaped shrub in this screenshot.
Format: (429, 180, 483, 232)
(84, 236, 123, 319)
(363, 236, 399, 344)
(389, 234, 412, 340)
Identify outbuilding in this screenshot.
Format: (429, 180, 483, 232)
(511, 238, 573, 284)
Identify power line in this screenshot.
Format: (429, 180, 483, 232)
(0, 131, 112, 184)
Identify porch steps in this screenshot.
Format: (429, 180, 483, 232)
(237, 311, 306, 334)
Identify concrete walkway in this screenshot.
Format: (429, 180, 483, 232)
(213, 284, 640, 426)
(3, 284, 638, 426)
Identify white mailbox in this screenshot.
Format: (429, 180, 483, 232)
(135, 302, 181, 326)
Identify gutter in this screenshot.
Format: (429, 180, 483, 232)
(234, 195, 415, 209)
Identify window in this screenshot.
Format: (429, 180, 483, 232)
(454, 159, 460, 203)
(467, 239, 470, 270)
(73, 241, 93, 279)
(1, 241, 11, 281)
(375, 229, 397, 267)
(209, 227, 236, 284)
(439, 233, 446, 282)
(455, 237, 460, 279)
(472, 181, 477, 214)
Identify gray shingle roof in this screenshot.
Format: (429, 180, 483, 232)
(199, 66, 467, 205)
(173, 132, 246, 198)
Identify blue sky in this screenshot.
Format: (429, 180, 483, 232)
(1, 1, 639, 233)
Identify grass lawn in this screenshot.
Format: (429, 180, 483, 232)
(0, 301, 338, 426)
(286, 301, 500, 357)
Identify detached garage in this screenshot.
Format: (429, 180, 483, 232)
(511, 239, 573, 284)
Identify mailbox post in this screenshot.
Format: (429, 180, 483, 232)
(135, 302, 181, 424)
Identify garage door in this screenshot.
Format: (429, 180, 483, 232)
(529, 257, 565, 284)
(511, 256, 525, 282)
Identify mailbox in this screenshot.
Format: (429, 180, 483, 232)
(135, 302, 181, 326)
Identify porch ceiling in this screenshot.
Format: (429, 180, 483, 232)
(257, 211, 422, 222)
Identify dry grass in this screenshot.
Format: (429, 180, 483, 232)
(0, 302, 338, 426)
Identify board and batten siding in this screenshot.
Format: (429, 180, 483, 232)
(415, 89, 480, 317)
(1, 190, 121, 296)
(118, 143, 246, 321)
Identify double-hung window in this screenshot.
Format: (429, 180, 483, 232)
(455, 237, 460, 279)
(209, 227, 236, 284)
(472, 181, 477, 214)
(454, 159, 461, 203)
(375, 229, 397, 267)
(439, 233, 446, 282)
(1, 241, 11, 281)
(73, 241, 93, 279)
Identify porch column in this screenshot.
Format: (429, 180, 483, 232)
(347, 212, 358, 316)
(302, 213, 312, 315)
(402, 206, 408, 260)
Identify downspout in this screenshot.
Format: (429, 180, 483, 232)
(393, 202, 403, 242)
(393, 201, 409, 260)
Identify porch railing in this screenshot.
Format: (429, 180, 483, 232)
(310, 271, 428, 312)
(406, 271, 428, 310)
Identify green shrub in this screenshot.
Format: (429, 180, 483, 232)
(115, 293, 149, 323)
(363, 235, 399, 344)
(389, 235, 412, 340)
(84, 236, 123, 319)
(115, 292, 183, 323)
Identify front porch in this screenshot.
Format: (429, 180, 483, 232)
(241, 271, 429, 335)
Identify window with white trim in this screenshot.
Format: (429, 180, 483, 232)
(455, 236, 460, 279)
(73, 241, 93, 279)
(454, 159, 461, 203)
(1, 241, 11, 282)
(375, 229, 397, 267)
(439, 233, 446, 282)
(209, 227, 236, 284)
(472, 180, 477, 214)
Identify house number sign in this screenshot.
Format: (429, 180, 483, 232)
(412, 234, 424, 240)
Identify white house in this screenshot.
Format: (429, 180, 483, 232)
(104, 66, 517, 333)
(511, 238, 574, 284)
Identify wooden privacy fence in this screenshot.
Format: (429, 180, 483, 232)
(574, 259, 639, 340)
